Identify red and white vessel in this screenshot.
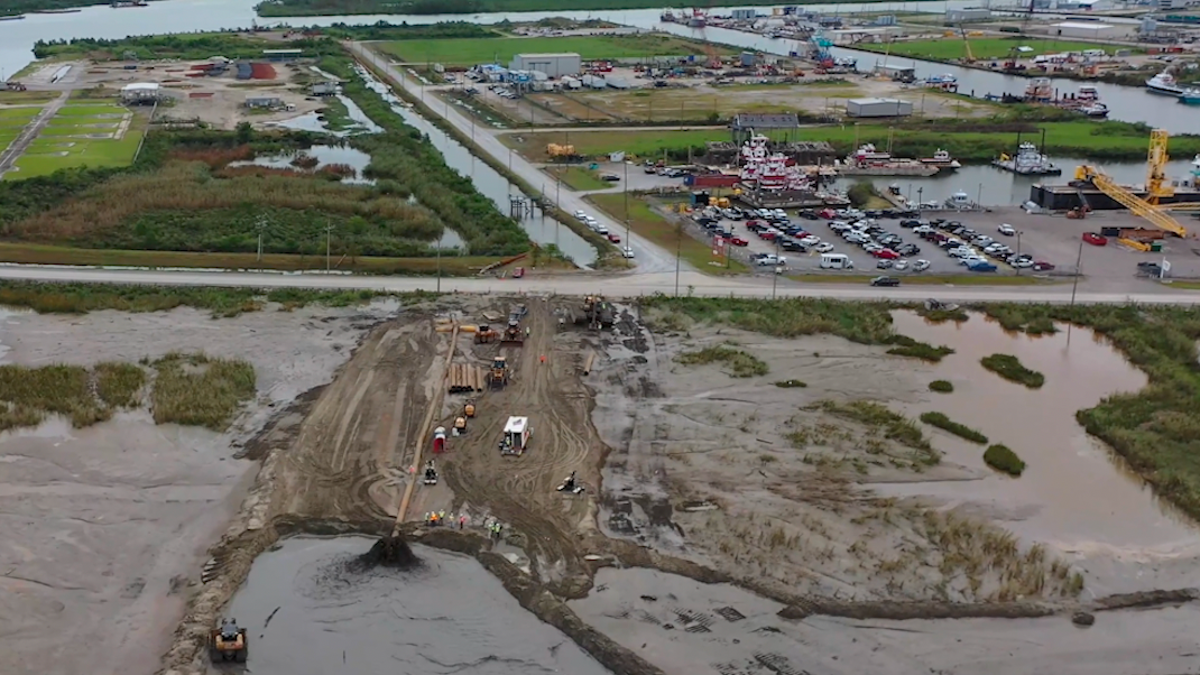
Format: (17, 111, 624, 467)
(920, 148, 961, 170)
(739, 134, 811, 192)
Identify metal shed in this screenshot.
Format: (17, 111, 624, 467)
(846, 98, 913, 118)
(508, 53, 581, 78)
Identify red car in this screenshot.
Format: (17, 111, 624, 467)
(607, 233, 621, 243)
(1032, 261, 1055, 271)
(729, 237, 749, 247)
(1082, 232, 1108, 246)
(874, 248, 900, 260)
(819, 208, 838, 219)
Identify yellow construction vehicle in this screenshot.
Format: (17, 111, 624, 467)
(475, 324, 498, 344)
(210, 619, 248, 663)
(1074, 129, 1187, 245)
(453, 415, 468, 436)
(464, 399, 476, 418)
(958, 24, 975, 64)
(489, 356, 509, 389)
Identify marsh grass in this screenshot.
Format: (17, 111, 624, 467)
(813, 399, 939, 465)
(0, 364, 108, 429)
(920, 411, 988, 444)
(980, 353, 1045, 388)
(774, 379, 807, 388)
(929, 380, 954, 393)
(984, 444, 1026, 476)
(677, 345, 768, 378)
(95, 362, 147, 408)
(885, 335, 955, 362)
(151, 353, 257, 430)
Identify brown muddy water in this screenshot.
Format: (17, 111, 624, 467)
(220, 536, 612, 675)
(572, 567, 1200, 675)
(886, 312, 1200, 590)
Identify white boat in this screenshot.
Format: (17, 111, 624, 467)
(945, 191, 972, 209)
(993, 142, 1061, 176)
(920, 149, 961, 169)
(1076, 85, 1099, 102)
(1081, 102, 1109, 118)
(1146, 72, 1184, 97)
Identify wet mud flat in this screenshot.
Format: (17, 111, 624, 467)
(586, 303, 1200, 606)
(572, 567, 1200, 675)
(0, 304, 394, 675)
(220, 536, 613, 675)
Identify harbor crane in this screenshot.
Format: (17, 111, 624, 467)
(1073, 129, 1188, 249)
(958, 24, 976, 64)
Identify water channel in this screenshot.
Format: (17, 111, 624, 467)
(887, 311, 1199, 557)
(224, 536, 613, 675)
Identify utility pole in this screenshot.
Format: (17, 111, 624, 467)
(1067, 238, 1084, 346)
(772, 235, 781, 300)
(325, 222, 334, 272)
(623, 160, 630, 243)
(674, 219, 682, 297)
(436, 231, 443, 293)
(1015, 230, 1023, 276)
(255, 216, 267, 264)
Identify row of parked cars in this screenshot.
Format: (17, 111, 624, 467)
(827, 218, 930, 272)
(906, 219, 1053, 272)
(572, 210, 635, 258)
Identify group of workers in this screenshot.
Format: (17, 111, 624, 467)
(424, 511, 468, 529)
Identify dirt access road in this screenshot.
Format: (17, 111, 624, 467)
(434, 298, 603, 591)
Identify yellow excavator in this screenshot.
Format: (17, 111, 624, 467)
(210, 619, 248, 663)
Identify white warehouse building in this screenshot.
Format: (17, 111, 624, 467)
(1050, 21, 1123, 39)
(508, 52, 581, 78)
(846, 98, 913, 118)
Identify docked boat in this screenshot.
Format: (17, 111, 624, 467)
(687, 9, 707, 27)
(1180, 88, 1200, 105)
(1146, 72, 1184, 97)
(1081, 102, 1109, 118)
(660, 9, 676, 22)
(945, 191, 974, 210)
(993, 142, 1061, 176)
(0, 14, 27, 20)
(920, 149, 961, 169)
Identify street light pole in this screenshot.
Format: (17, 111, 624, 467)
(623, 160, 630, 243)
(772, 235, 780, 300)
(674, 219, 682, 297)
(325, 223, 333, 272)
(1015, 230, 1023, 275)
(436, 232, 444, 293)
(1067, 238, 1084, 346)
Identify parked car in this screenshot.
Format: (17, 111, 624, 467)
(756, 254, 787, 266)
(998, 223, 1016, 236)
(1083, 232, 1108, 246)
(870, 276, 901, 287)
(897, 243, 920, 256)
(900, 219, 922, 229)
(1032, 261, 1055, 271)
(874, 249, 900, 260)
(573, 210, 588, 221)
(607, 233, 621, 243)
(877, 259, 894, 269)
(912, 259, 932, 272)
(814, 242, 834, 253)
(600, 173, 620, 182)
(729, 237, 748, 247)
(968, 260, 998, 272)
(819, 208, 838, 219)
(621, 246, 635, 258)
(893, 259, 909, 271)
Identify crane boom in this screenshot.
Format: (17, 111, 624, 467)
(1076, 165, 1187, 238)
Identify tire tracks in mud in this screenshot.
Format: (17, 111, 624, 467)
(440, 298, 601, 584)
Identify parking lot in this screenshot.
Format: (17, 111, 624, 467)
(667, 200, 1200, 284)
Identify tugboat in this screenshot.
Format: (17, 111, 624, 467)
(1080, 102, 1109, 118)
(1179, 88, 1200, 105)
(660, 9, 676, 22)
(1146, 71, 1184, 97)
(993, 141, 1061, 176)
(920, 149, 961, 170)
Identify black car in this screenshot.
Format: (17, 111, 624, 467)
(897, 243, 920, 256)
(870, 276, 901, 287)
(780, 239, 807, 252)
(798, 210, 819, 220)
(899, 219, 921, 228)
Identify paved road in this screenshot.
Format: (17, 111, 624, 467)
(4, 266, 1199, 305)
(346, 43, 684, 275)
(0, 92, 67, 179)
(492, 125, 727, 134)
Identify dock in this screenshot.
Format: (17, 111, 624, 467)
(1031, 183, 1200, 210)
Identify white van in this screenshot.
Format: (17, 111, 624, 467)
(820, 253, 854, 270)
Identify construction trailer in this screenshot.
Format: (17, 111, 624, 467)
(500, 416, 531, 456)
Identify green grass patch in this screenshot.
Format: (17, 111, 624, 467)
(980, 353, 1045, 389)
(0, 107, 41, 122)
(95, 362, 147, 409)
(56, 104, 127, 116)
(857, 37, 1123, 62)
(774, 379, 807, 388)
(813, 399, 938, 464)
(929, 380, 954, 393)
(0, 91, 57, 104)
(382, 33, 730, 67)
(918, 306, 971, 323)
(920, 411, 989, 444)
(0, 242, 502, 275)
(984, 443, 1026, 477)
(885, 334, 954, 362)
(150, 352, 256, 431)
(0, 281, 435, 318)
(548, 166, 611, 191)
(0, 363, 109, 429)
(677, 344, 768, 378)
(589, 193, 746, 274)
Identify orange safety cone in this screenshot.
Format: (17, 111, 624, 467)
(540, 354, 546, 364)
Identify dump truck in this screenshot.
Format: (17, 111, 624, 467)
(489, 356, 509, 389)
(475, 324, 498, 344)
(210, 619, 248, 663)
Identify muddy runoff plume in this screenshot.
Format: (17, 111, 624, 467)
(356, 534, 419, 568)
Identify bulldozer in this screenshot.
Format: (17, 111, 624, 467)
(210, 618, 248, 663)
(501, 320, 524, 346)
(489, 356, 509, 389)
(475, 324, 498, 344)
(464, 398, 476, 418)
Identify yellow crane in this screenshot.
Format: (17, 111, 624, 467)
(1074, 129, 1188, 249)
(958, 24, 975, 64)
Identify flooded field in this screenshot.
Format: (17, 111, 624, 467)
(220, 536, 612, 675)
(572, 566, 1200, 675)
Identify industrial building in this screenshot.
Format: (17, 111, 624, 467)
(1050, 21, 1122, 39)
(244, 96, 285, 110)
(262, 48, 302, 62)
(730, 8, 757, 19)
(846, 98, 913, 118)
(944, 7, 991, 23)
(119, 82, 160, 104)
(508, 53, 581, 78)
(310, 81, 338, 96)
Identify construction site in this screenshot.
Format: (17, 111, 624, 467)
(5, 290, 1200, 675)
